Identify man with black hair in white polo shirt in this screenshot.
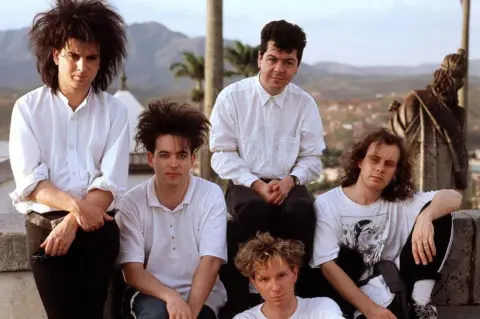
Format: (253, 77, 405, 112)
(116, 100, 227, 319)
(209, 19, 325, 315)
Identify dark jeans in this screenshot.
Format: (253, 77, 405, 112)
(124, 288, 216, 319)
(219, 181, 316, 315)
(318, 210, 453, 318)
(26, 210, 120, 319)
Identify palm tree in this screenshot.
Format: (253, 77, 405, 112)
(224, 41, 259, 78)
(169, 51, 205, 104)
(202, 0, 223, 182)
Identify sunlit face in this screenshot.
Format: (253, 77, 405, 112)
(357, 142, 400, 191)
(257, 41, 299, 95)
(250, 258, 298, 307)
(53, 38, 100, 92)
(147, 135, 195, 189)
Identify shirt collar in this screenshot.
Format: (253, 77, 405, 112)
(146, 174, 196, 212)
(255, 73, 288, 108)
(55, 87, 93, 112)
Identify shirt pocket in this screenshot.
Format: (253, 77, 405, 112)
(278, 135, 300, 173)
(239, 134, 262, 163)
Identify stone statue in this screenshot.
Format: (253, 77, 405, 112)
(388, 49, 468, 191)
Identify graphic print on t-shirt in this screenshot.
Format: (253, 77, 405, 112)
(340, 212, 390, 279)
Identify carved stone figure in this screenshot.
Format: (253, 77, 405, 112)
(388, 49, 468, 191)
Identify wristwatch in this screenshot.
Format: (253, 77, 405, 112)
(290, 175, 300, 186)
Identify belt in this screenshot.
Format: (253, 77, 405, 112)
(26, 210, 117, 231)
(26, 212, 65, 231)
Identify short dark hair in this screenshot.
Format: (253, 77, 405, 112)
(259, 20, 307, 64)
(341, 128, 415, 202)
(29, 0, 127, 93)
(234, 232, 305, 278)
(135, 99, 210, 154)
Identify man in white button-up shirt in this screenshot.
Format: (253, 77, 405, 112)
(209, 20, 325, 315)
(116, 100, 227, 319)
(8, 1, 129, 318)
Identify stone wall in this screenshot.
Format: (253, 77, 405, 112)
(1, 212, 480, 319)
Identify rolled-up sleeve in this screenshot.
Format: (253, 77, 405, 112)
(9, 99, 49, 204)
(87, 103, 130, 199)
(198, 185, 228, 262)
(116, 197, 145, 265)
(209, 93, 258, 187)
(291, 98, 326, 184)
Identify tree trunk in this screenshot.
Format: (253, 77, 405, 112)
(201, 0, 223, 182)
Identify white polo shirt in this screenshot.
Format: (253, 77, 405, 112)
(115, 174, 228, 314)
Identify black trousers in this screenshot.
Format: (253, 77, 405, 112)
(317, 211, 453, 318)
(26, 211, 120, 319)
(219, 182, 316, 315)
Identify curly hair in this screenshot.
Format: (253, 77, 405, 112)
(341, 128, 415, 202)
(441, 48, 467, 80)
(234, 232, 305, 278)
(29, 0, 127, 92)
(135, 99, 210, 154)
(259, 20, 307, 64)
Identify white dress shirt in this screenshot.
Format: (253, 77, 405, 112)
(9, 85, 130, 214)
(209, 75, 325, 188)
(115, 174, 228, 315)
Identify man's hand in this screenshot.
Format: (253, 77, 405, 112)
(267, 176, 295, 205)
(165, 292, 193, 319)
(40, 213, 78, 256)
(364, 305, 397, 319)
(69, 198, 113, 232)
(412, 212, 436, 265)
(251, 180, 275, 203)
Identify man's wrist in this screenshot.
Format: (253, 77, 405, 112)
(289, 175, 299, 186)
(418, 208, 433, 221)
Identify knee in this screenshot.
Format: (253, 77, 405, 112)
(233, 198, 272, 225)
(131, 293, 169, 319)
(283, 197, 315, 221)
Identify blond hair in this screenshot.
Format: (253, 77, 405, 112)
(234, 232, 305, 278)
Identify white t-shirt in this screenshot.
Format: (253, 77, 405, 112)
(115, 174, 228, 315)
(311, 187, 437, 313)
(233, 297, 344, 319)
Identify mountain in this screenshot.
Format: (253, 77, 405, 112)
(312, 60, 480, 78)
(0, 21, 479, 94)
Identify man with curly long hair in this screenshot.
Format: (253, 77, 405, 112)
(311, 128, 461, 319)
(8, 1, 129, 318)
(233, 232, 343, 319)
(210, 19, 325, 315)
(116, 100, 227, 319)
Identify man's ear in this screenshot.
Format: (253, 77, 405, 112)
(147, 151, 154, 168)
(257, 51, 263, 69)
(53, 49, 60, 65)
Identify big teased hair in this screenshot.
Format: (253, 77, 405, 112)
(234, 232, 305, 279)
(135, 99, 210, 154)
(341, 128, 415, 202)
(259, 20, 307, 65)
(29, 0, 127, 92)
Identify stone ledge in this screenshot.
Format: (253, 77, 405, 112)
(0, 213, 28, 272)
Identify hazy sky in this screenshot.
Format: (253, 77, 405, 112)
(0, 0, 478, 66)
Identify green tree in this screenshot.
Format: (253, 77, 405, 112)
(170, 51, 205, 103)
(224, 40, 259, 78)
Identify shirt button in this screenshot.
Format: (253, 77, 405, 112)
(170, 225, 172, 227)
(172, 236, 175, 240)
(173, 247, 176, 251)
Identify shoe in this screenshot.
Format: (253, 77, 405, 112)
(410, 301, 438, 319)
